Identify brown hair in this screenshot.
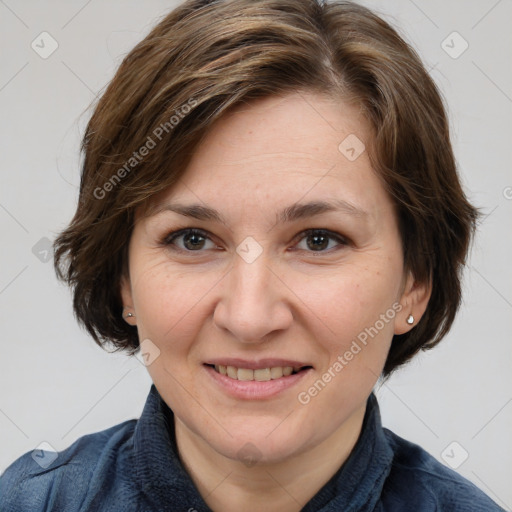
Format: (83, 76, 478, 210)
(53, 0, 480, 376)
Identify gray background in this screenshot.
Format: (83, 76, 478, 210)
(0, 0, 511, 508)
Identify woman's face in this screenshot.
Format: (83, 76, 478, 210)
(122, 92, 428, 464)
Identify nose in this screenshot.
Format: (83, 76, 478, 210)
(213, 251, 293, 344)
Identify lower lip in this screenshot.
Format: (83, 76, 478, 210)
(203, 364, 312, 400)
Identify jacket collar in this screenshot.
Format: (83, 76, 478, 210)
(301, 391, 394, 511)
(134, 385, 393, 511)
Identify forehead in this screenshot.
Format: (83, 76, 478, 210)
(146, 92, 388, 221)
(188, 92, 370, 173)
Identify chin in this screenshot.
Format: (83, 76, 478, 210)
(201, 419, 314, 466)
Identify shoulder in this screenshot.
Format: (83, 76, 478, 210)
(380, 428, 505, 511)
(0, 419, 137, 512)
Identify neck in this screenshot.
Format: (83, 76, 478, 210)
(174, 403, 367, 512)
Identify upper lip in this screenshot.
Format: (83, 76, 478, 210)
(204, 358, 313, 370)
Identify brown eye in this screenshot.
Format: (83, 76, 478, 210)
(164, 228, 216, 251)
(182, 232, 206, 250)
(295, 229, 348, 253)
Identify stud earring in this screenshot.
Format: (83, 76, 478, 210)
(406, 314, 414, 325)
(123, 310, 135, 319)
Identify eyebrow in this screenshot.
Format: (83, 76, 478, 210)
(150, 199, 369, 225)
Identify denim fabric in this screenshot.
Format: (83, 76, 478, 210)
(1, 385, 505, 511)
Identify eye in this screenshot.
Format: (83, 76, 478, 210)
(293, 229, 349, 253)
(163, 228, 217, 252)
(162, 227, 349, 254)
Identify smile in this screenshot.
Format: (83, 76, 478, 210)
(210, 364, 311, 381)
(203, 357, 313, 399)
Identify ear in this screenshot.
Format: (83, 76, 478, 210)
(120, 274, 137, 326)
(394, 270, 432, 335)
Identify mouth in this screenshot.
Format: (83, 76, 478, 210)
(204, 363, 313, 381)
(203, 359, 314, 400)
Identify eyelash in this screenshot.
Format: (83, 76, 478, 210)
(161, 227, 349, 255)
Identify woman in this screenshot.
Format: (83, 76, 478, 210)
(0, 0, 505, 510)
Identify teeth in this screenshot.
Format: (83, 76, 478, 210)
(237, 368, 253, 381)
(254, 368, 271, 381)
(213, 365, 300, 381)
(270, 367, 283, 379)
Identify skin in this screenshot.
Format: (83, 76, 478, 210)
(121, 92, 431, 511)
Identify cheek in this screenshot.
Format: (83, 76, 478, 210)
(297, 271, 397, 417)
(305, 264, 399, 336)
(130, 261, 212, 343)
(130, 243, 402, 364)
(299, 271, 400, 396)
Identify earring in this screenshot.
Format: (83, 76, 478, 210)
(406, 314, 414, 325)
(123, 309, 135, 319)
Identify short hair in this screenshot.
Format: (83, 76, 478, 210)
(53, 0, 480, 376)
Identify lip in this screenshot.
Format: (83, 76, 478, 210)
(203, 363, 313, 400)
(204, 358, 312, 370)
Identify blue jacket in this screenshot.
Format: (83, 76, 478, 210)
(0, 385, 505, 511)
